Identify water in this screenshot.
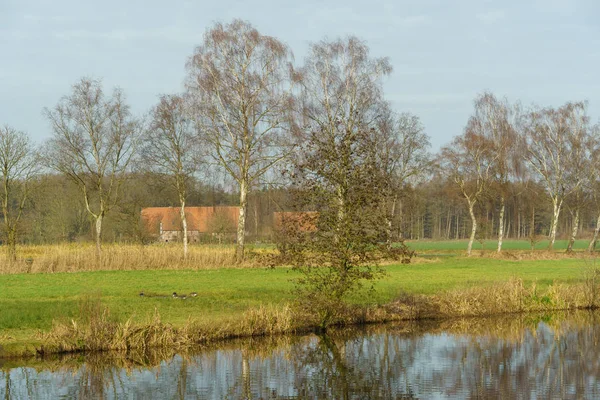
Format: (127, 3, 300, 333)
(2, 312, 600, 399)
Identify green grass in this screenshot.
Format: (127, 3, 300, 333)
(0, 249, 592, 354)
(405, 239, 591, 252)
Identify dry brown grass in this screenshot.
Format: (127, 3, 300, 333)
(37, 298, 298, 355)
(0, 243, 266, 274)
(386, 277, 600, 320)
(480, 250, 585, 261)
(433, 277, 534, 316)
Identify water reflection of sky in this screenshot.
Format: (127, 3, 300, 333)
(2, 316, 600, 399)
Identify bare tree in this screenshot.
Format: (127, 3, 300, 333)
(440, 129, 495, 256)
(522, 102, 589, 250)
(585, 125, 600, 252)
(44, 78, 139, 258)
(469, 92, 519, 252)
(375, 109, 431, 246)
(185, 20, 294, 262)
(564, 114, 594, 253)
(0, 126, 39, 261)
(142, 94, 197, 258)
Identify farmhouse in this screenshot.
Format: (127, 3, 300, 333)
(141, 206, 239, 242)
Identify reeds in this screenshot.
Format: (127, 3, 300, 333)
(37, 298, 298, 355)
(0, 243, 251, 274)
(388, 277, 600, 319)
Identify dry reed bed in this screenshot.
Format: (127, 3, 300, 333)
(0, 244, 259, 274)
(478, 249, 594, 261)
(37, 304, 297, 356)
(386, 277, 597, 320)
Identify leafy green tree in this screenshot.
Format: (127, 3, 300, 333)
(281, 37, 409, 329)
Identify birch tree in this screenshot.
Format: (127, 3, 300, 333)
(185, 20, 294, 262)
(375, 109, 431, 245)
(469, 92, 518, 252)
(0, 126, 39, 262)
(564, 110, 594, 253)
(142, 94, 197, 259)
(44, 78, 139, 258)
(585, 125, 600, 252)
(440, 129, 495, 256)
(522, 102, 589, 250)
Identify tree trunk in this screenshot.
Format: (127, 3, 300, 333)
(517, 209, 521, 240)
(548, 198, 561, 250)
(96, 214, 103, 259)
(254, 195, 259, 239)
(455, 213, 459, 240)
(567, 207, 579, 253)
(467, 200, 477, 256)
(6, 229, 16, 262)
(497, 196, 505, 253)
(386, 196, 397, 249)
(587, 213, 600, 252)
(95, 214, 103, 259)
(180, 200, 188, 259)
(397, 200, 403, 240)
(530, 206, 536, 251)
(236, 179, 248, 262)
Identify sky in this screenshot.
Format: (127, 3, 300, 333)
(1, 0, 599, 151)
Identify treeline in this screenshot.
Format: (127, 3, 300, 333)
(2, 19, 599, 262)
(14, 173, 240, 245)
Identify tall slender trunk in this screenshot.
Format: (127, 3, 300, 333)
(95, 213, 103, 259)
(397, 200, 403, 240)
(567, 207, 579, 253)
(530, 206, 536, 251)
(386, 196, 397, 248)
(548, 198, 562, 250)
(455, 213, 459, 240)
(467, 199, 477, 256)
(236, 179, 248, 262)
(6, 229, 16, 262)
(497, 196, 505, 253)
(489, 209, 494, 238)
(588, 212, 600, 252)
(180, 199, 188, 259)
(254, 196, 259, 239)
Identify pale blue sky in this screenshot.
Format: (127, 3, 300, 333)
(1, 0, 599, 150)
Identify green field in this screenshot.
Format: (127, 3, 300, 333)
(405, 239, 591, 252)
(0, 242, 591, 353)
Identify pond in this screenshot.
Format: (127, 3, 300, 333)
(1, 311, 600, 399)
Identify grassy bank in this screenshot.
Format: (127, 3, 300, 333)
(0, 245, 596, 357)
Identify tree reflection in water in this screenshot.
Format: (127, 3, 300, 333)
(2, 312, 600, 399)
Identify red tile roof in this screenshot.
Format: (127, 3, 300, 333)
(141, 206, 239, 233)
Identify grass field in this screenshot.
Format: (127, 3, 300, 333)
(405, 239, 592, 252)
(0, 240, 593, 355)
